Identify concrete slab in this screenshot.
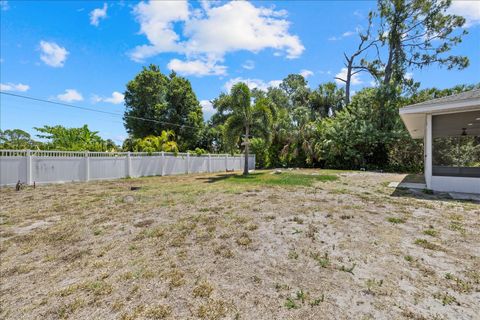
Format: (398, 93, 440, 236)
(388, 182, 427, 189)
(449, 192, 480, 202)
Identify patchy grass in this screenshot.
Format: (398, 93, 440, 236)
(414, 239, 443, 251)
(1, 170, 478, 319)
(387, 217, 406, 224)
(423, 228, 438, 237)
(222, 171, 338, 187)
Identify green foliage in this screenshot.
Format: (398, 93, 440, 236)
(315, 88, 403, 170)
(221, 172, 338, 187)
(124, 65, 203, 150)
(34, 125, 117, 151)
(370, 0, 469, 88)
(122, 130, 178, 153)
(222, 83, 273, 174)
(250, 138, 270, 168)
(190, 148, 207, 156)
(0, 129, 40, 149)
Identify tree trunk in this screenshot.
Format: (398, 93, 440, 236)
(345, 59, 353, 105)
(243, 125, 249, 176)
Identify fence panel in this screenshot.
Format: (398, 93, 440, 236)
(33, 157, 84, 183)
(131, 156, 163, 177)
(0, 157, 27, 185)
(164, 154, 187, 175)
(89, 157, 126, 180)
(189, 156, 208, 173)
(0, 150, 255, 186)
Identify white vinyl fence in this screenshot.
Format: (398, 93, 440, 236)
(0, 150, 255, 186)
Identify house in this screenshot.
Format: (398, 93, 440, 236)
(399, 89, 480, 194)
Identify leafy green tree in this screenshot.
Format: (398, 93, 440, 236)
(223, 83, 273, 175)
(315, 88, 403, 169)
(34, 125, 116, 151)
(124, 64, 169, 138)
(309, 82, 345, 118)
(0, 129, 40, 149)
(372, 0, 469, 88)
(165, 72, 204, 149)
(124, 65, 203, 150)
(280, 74, 310, 109)
(122, 130, 178, 153)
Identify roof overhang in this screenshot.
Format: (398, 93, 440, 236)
(399, 96, 480, 139)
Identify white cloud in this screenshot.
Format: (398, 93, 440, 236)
(405, 72, 413, 80)
(130, 1, 304, 75)
(57, 89, 83, 102)
(329, 29, 358, 41)
(224, 77, 281, 92)
(0, 82, 30, 92)
(39, 41, 69, 67)
(335, 68, 362, 86)
(353, 10, 363, 18)
(242, 60, 255, 70)
(200, 99, 214, 113)
(342, 31, 355, 37)
(93, 91, 124, 104)
(183, 2, 304, 59)
(299, 69, 314, 78)
(167, 58, 227, 76)
(90, 3, 108, 26)
(130, 1, 190, 62)
(448, 1, 480, 27)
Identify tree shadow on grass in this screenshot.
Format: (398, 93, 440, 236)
(196, 172, 263, 184)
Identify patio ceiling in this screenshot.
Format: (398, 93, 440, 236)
(433, 110, 480, 138)
(399, 89, 480, 139)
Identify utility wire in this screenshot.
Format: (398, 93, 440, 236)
(0, 91, 202, 129)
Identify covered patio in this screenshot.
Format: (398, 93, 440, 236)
(399, 89, 480, 194)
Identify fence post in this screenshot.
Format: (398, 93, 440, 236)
(208, 154, 211, 173)
(225, 154, 228, 171)
(84, 151, 90, 182)
(126, 152, 131, 178)
(26, 150, 32, 185)
(253, 154, 256, 170)
(161, 151, 165, 176)
(186, 152, 190, 174)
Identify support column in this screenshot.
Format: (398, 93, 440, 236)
(186, 152, 190, 174)
(425, 114, 432, 189)
(84, 151, 90, 182)
(26, 150, 32, 185)
(126, 152, 132, 178)
(225, 154, 228, 171)
(208, 154, 211, 173)
(161, 152, 165, 176)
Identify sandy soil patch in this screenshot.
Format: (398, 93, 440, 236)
(0, 170, 478, 319)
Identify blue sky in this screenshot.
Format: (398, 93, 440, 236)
(1, 0, 479, 144)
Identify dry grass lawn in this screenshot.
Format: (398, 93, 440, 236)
(0, 170, 479, 319)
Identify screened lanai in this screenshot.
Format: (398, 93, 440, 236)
(399, 89, 480, 194)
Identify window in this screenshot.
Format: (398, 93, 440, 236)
(432, 111, 480, 178)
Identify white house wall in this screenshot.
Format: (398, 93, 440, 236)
(431, 176, 480, 194)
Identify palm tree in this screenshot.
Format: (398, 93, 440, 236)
(223, 83, 272, 175)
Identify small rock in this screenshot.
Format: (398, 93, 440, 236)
(271, 169, 282, 175)
(130, 186, 141, 191)
(123, 195, 135, 203)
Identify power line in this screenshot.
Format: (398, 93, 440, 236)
(0, 91, 202, 129)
